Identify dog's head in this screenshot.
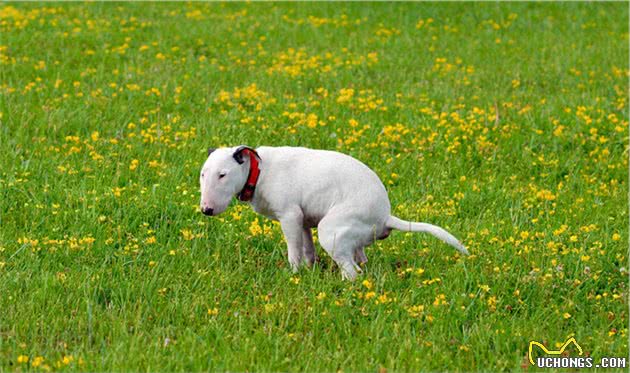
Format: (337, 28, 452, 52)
(199, 146, 258, 216)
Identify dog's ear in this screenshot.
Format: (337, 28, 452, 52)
(207, 147, 217, 156)
(232, 145, 259, 164)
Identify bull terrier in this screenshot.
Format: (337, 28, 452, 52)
(200, 145, 468, 280)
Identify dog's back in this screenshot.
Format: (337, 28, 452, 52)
(255, 146, 391, 219)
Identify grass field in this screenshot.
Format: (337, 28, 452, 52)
(1, 2, 628, 371)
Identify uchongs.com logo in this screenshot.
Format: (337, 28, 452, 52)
(528, 337, 627, 369)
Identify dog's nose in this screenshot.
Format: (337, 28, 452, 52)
(201, 207, 214, 216)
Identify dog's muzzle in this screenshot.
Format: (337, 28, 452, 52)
(201, 207, 214, 216)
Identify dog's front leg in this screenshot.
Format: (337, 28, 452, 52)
(279, 211, 304, 272)
(354, 247, 368, 265)
(302, 228, 318, 267)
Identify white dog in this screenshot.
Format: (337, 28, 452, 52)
(200, 146, 468, 280)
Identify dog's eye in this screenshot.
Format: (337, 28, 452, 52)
(201, 172, 205, 178)
(218, 172, 226, 179)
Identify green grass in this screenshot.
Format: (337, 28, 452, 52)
(0, 2, 628, 371)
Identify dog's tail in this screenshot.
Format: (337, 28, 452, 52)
(386, 216, 469, 255)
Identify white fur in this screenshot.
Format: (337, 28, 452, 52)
(200, 146, 468, 280)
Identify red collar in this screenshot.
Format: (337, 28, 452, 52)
(237, 149, 260, 202)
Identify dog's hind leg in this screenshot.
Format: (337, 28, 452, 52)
(317, 216, 365, 280)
